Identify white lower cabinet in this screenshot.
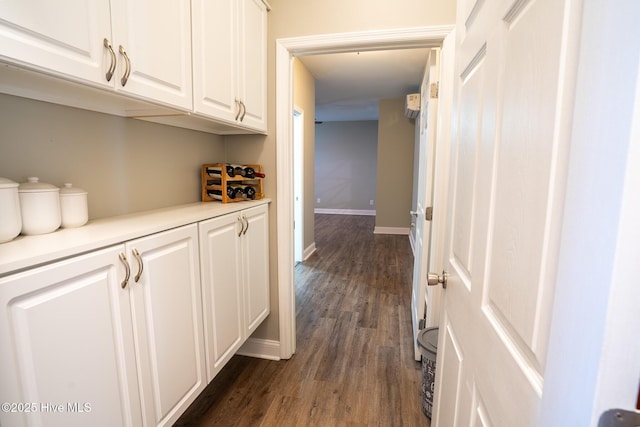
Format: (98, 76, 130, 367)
(0, 245, 142, 427)
(0, 223, 206, 427)
(125, 224, 206, 426)
(199, 204, 270, 382)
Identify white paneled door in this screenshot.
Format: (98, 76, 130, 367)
(411, 49, 439, 361)
(432, 0, 579, 424)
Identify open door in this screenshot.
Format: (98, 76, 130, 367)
(431, 0, 582, 424)
(411, 48, 440, 361)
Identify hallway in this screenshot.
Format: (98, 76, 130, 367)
(176, 214, 426, 426)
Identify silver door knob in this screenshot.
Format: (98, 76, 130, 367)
(427, 271, 448, 289)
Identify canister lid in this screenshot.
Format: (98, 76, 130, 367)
(59, 183, 87, 196)
(18, 177, 59, 193)
(0, 177, 19, 189)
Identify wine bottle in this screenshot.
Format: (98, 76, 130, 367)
(229, 184, 256, 199)
(229, 164, 247, 177)
(207, 165, 236, 177)
(206, 189, 223, 200)
(226, 186, 240, 199)
(207, 186, 240, 200)
(206, 167, 222, 177)
(243, 167, 266, 178)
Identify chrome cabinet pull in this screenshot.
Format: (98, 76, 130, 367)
(237, 215, 244, 237)
(119, 45, 131, 86)
(235, 99, 242, 121)
(103, 38, 116, 82)
(132, 248, 143, 283)
(240, 101, 247, 121)
(118, 252, 131, 289)
(242, 215, 249, 235)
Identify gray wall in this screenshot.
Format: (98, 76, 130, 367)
(0, 94, 224, 220)
(376, 98, 416, 230)
(314, 121, 378, 211)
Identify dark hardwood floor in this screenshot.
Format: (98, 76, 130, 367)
(175, 214, 428, 426)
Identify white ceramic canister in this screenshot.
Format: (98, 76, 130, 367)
(18, 177, 61, 235)
(59, 183, 88, 228)
(0, 177, 22, 243)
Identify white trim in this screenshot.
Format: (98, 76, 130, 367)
(261, 0, 272, 12)
(279, 26, 455, 56)
(409, 229, 416, 255)
(373, 226, 410, 235)
(293, 106, 304, 264)
(314, 208, 376, 216)
(276, 25, 455, 360)
(237, 338, 281, 361)
(303, 242, 316, 261)
(276, 40, 296, 360)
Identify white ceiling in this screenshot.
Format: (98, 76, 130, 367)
(298, 48, 430, 122)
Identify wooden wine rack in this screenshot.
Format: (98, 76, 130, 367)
(201, 163, 264, 203)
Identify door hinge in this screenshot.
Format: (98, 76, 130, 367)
(598, 409, 640, 427)
(430, 82, 439, 99)
(425, 207, 433, 221)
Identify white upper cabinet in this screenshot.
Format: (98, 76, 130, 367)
(237, 0, 268, 131)
(192, 0, 267, 133)
(0, 0, 192, 111)
(0, 0, 266, 134)
(0, 0, 113, 87)
(109, 0, 193, 110)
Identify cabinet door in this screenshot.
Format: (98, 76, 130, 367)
(0, 245, 142, 427)
(191, 0, 239, 122)
(127, 224, 205, 427)
(198, 212, 244, 382)
(237, 0, 267, 132)
(110, 0, 192, 110)
(242, 204, 270, 335)
(0, 0, 113, 87)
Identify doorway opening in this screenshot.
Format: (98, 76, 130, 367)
(276, 26, 455, 359)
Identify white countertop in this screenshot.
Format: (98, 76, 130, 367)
(0, 199, 271, 277)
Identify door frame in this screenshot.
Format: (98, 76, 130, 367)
(293, 107, 304, 264)
(275, 25, 455, 359)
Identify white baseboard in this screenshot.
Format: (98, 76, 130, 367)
(237, 338, 281, 361)
(303, 242, 316, 260)
(314, 208, 376, 216)
(373, 226, 410, 235)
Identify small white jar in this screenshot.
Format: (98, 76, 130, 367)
(18, 177, 61, 235)
(0, 177, 22, 243)
(59, 183, 88, 228)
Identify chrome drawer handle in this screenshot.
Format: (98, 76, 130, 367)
(132, 248, 143, 283)
(118, 252, 130, 289)
(103, 38, 116, 82)
(119, 45, 131, 86)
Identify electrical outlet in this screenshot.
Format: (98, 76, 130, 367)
(317, 198, 320, 203)
(370, 200, 374, 206)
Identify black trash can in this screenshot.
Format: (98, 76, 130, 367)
(417, 327, 438, 418)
